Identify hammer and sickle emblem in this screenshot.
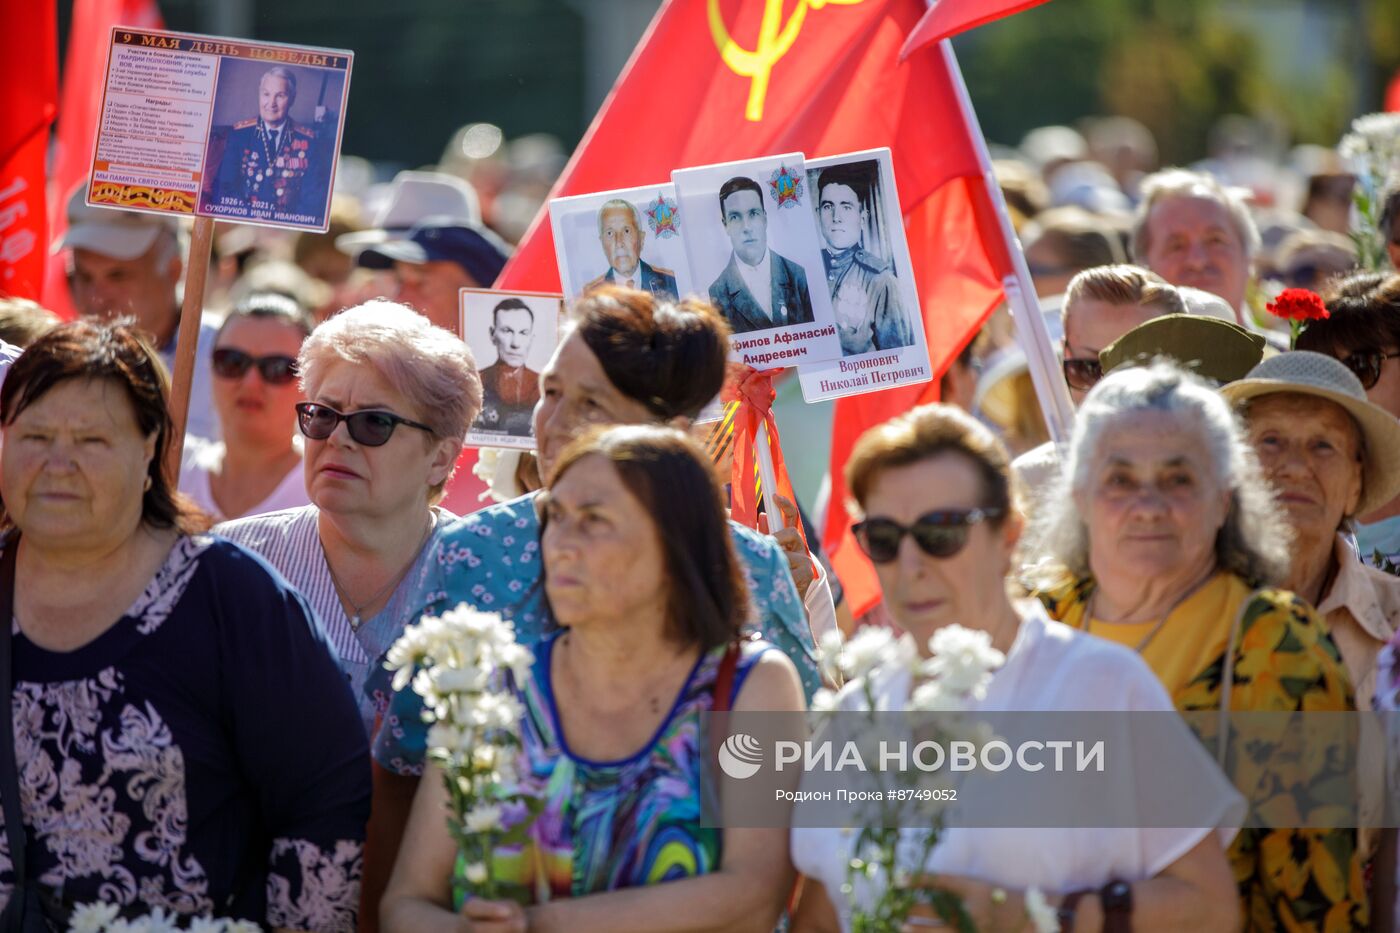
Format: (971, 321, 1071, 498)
(707, 0, 866, 123)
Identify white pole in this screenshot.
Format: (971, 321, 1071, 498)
(938, 39, 1076, 445)
(755, 420, 785, 532)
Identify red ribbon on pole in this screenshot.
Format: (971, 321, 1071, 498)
(722, 367, 810, 556)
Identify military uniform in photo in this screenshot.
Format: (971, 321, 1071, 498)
(824, 245, 913, 356)
(212, 118, 326, 217)
(475, 362, 540, 436)
(585, 259, 679, 300)
(707, 250, 815, 335)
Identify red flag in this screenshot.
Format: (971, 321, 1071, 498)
(495, 0, 1013, 617)
(900, 0, 1052, 60)
(0, 0, 59, 301)
(1387, 70, 1400, 113)
(42, 0, 164, 319)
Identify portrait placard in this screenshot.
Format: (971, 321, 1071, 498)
(549, 183, 694, 303)
(460, 288, 564, 451)
(796, 149, 931, 402)
(88, 28, 352, 232)
(672, 153, 841, 368)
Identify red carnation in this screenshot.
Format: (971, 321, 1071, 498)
(1266, 288, 1330, 323)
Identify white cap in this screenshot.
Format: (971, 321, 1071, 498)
(57, 187, 177, 260)
(336, 170, 481, 254)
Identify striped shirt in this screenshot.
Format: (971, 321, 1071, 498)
(215, 504, 455, 736)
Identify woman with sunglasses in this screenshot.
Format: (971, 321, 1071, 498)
(1029, 362, 1368, 929)
(789, 403, 1240, 933)
(179, 293, 313, 521)
(1297, 273, 1400, 573)
(216, 298, 482, 739)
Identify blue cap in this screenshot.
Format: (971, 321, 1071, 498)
(357, 215, 512, 287)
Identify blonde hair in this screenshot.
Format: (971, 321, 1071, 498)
(1063, 264, 1186, 323)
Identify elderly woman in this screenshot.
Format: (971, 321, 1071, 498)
(1297, 272, 1400, 571)
(216, 298, 481, 737)
(1031, 361, 1366, 929)
(180, 292, 313, 521)
(0, 321, 368, 929)
(382, 425, 804, 932)
(790, 404, 1240, 933)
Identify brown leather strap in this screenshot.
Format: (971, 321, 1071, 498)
(711, 640, 742, 714)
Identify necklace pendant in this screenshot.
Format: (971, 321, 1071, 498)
(350, 614, 361, 630)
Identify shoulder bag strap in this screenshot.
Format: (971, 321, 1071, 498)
(1215, 589, 1253, 766)
(0, 539, 30, 927)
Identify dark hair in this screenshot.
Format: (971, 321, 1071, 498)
(570, 285, 729, 421)
(541, 424, 749, 650)
(1, 320, 202, 534)
(816, 164, 871, 207)
(1024, 206, 1125, 270)
(492, 297, 534, 326)
(1297, 272, 1400, 357)
(718, 176, 765, 221)
(1382, 181, 1400, 242)
(845, 403, 1015, 524)
(218, 292, 313, 341)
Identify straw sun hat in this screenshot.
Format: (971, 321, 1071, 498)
(1221, 351, 1400, 517)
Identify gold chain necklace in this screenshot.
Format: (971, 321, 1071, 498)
(322, 517, 434, 630)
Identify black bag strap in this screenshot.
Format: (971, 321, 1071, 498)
(0, 538, 29, 928)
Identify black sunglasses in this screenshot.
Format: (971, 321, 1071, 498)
(1340, 349, 1400, 390)
(212, 348, 299, 384)
(853, 508, 1004, 564)
(1062, 357, 1104, 391)
(295, 402, 435, 447)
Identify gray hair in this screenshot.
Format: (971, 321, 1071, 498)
(299, 300, 482, 496)
(1026, 361, 1290, 588)
(596, 199, 641, 237)
(260, 66, 297, 103)
(1130, 168, 1261, 261)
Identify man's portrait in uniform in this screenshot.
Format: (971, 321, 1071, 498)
(813, 162, 913, 356)
(473, 298, 542, 438)
(583, 199, 678, 299)
(203, 65, 333, 224)
(707, 176, 815, 335)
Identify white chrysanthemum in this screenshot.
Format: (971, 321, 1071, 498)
(817, 629, 845, 684)
(910, 680, 963, 713)
(463, 862, 489, 885)
(810, 688, 838, 712)
(140, 907, 181, 933)
(473, 447, 502, 485)
(920, 625, 1004, 698)
(225, 922, 263, 933)
(838, 627, 899, 680)
(69, 902, 121, 933)
(186, 917, 227, 933)
(464, 803, 504, 833)
(1025, 886, 1060, 933)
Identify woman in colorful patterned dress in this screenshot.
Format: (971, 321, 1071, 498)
(1029, 361, 1368, 930)
(381, 425, 805, 932)
(0, 321, 369, 930)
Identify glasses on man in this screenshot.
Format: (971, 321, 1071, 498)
(853, 508, 1004, 564)
(1062, 357, 1104, 391)
(212, 348, 298, 385)
(1340, 349, 1400, 390)
(295, 402, 435, 447)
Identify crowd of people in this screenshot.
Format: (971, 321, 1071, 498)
(0, 110, 1398, 932)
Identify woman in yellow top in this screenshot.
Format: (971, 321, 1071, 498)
(1027, 361, 1366, 931)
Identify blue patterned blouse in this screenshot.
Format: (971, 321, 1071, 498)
(369, 492, 818, 775)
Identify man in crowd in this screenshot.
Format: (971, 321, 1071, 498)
(355, 216, 510, 334)
(61, 190, 221, 442)
(813, 164, 911, 356)
(210, 66, 328, 220)
(708, 175, 814, 334)
(473, 298, 540, 437)
(1132, 167, 1259, 325)
(584, 199, 677, 298)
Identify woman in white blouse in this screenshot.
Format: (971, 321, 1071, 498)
(790, 404, 1241, 933)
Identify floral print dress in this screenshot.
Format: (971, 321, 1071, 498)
(0, 535, 371, 930)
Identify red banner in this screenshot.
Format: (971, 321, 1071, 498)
(0, 0, 59, 300)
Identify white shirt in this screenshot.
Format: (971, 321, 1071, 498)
(179, 437, 310, 522)
(792, 604, 1243, 932)
(159, 313, 223, 445)
(735, 249, 774, 321)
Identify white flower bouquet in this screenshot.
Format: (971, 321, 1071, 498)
(384, 604, 536, 902)
(814, 625, 1005, 932)
(1337, 112, 1400, 272)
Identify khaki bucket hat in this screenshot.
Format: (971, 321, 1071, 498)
(1221, 350, 1400, 516)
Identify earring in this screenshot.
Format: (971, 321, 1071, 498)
(143, 475, 153, 493)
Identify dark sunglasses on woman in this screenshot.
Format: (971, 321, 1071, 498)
(212, 348, 299, 384)
(1339, 348, 1400, 390)
(852, 508, 1004, 563)
(295, 402, 435, 447)
(1062, 357, 1104, 392)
